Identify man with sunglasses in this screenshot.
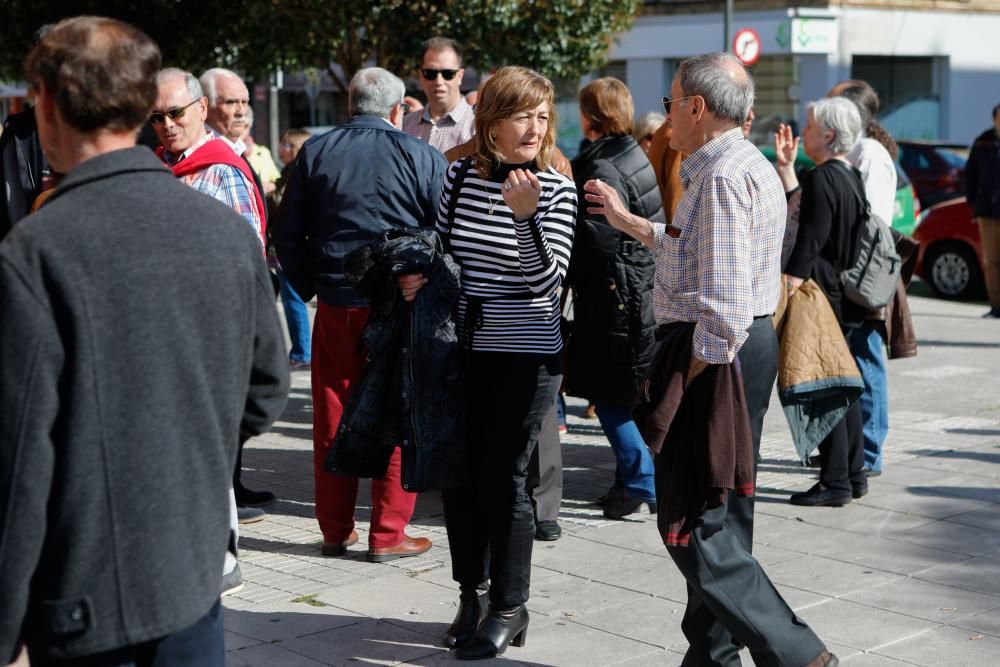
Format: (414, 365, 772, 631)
(585, 52, 836, 667)
(403, 37, 475, 153)
(151, 68, 266, 248)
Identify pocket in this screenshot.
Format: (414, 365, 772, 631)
(38, 596, 94, 636)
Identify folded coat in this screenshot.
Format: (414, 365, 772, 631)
(326, 228, 466, 491)
(773, 279, 864, 463)
(633, 323, 755, 548)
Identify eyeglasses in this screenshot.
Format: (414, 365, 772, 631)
(399, 102, 411, 114)
(149, 99, 200, 125)
(661, 95, 699, 114)
(420, 68, 459, 81)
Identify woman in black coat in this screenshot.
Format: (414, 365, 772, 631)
(783, 96, 869, 507)
(567, 77, 665, 519)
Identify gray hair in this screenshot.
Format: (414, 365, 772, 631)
(808, 97, 862, 155)
(200, 67, 243, 105)
(157, 67, 203, 101)
(634, 111, 665, 140)
(676, 52, 755, 126)
(348, 67, 405, 118)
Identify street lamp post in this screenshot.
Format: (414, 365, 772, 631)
(724, 0, 734, 52)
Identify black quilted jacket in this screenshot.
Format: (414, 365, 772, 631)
(326, 228, 466, 491)
(566, 135, 665, 407)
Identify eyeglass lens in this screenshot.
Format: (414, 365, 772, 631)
(150, 99, 197, 125)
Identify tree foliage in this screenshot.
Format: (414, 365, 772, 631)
(0, 0, 642, 89)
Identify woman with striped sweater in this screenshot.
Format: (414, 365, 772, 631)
(399, 66, 577, 659)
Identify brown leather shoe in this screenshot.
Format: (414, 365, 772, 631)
(367, 535, 432, 562)
(321, 530, 359, 557)
(804, 650, 839, 667)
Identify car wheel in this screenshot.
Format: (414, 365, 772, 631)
(923, 241, 985, 300)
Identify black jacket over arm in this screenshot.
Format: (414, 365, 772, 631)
(0, 109, 46, 240)
(567, 135, 664, 407)
(273, 115, 448, 307)
(0, 147, 289, 661)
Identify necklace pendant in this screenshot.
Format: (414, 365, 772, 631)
(488, 198, 496, 215)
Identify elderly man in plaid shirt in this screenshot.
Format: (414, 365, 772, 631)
(585, 52, 837, 667)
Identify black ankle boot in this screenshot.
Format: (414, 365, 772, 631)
(444, 589, 488, 648)
(455, 605, 528, 660)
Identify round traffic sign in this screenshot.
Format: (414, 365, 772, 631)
(733, 28, 761, 66)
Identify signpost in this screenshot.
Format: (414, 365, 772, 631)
(733, 27, 762, 66)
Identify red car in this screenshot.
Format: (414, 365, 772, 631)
(914, 196, 985, 300)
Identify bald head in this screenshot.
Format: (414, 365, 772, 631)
(676, 52, 755, 126)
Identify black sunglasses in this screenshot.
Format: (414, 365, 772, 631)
(661, 95, 699, 114)
(149, 99, 200, 125)
(420, 68, 459, 81)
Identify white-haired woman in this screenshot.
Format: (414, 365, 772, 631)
(783, 96, 869, 507)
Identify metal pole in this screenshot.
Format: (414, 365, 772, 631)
(269, 68, 282, 154)
(724, 0, 734, 52)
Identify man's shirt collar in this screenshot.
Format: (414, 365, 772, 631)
(162, 130, 213, 165)
(419, 95, 473, 125)
(679, 127, 745, 188)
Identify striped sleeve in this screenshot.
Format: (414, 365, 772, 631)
(515, 172, 576, 294)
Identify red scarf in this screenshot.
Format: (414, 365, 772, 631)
(157, 138, 267, 241)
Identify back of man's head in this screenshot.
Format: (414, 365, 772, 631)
(348, 68, 405, 118)
(677, 52, 754, 127)
(25, 15, 160, 133)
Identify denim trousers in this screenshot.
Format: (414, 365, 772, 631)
(443, 351, 562, 608)
(847, 322, 889, 472)
(278, 271, 311, 364)
(594, 402, 656, 503)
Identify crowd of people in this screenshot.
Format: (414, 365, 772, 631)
(0, 14, 939, 667)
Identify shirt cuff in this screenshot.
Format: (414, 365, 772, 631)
(651, 222, 667, 255)
(692, 321, 747, 365)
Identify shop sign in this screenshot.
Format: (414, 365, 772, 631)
(777, 17, 838, 54)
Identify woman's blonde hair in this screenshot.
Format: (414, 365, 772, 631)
(579, 77, 634, 137)
(472, 66, 557, 178)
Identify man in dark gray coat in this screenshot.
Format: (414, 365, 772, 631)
(0, 17, 289, 666)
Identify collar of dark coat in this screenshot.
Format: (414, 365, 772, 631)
(39, 146, 170, 208)
(572, 134, 635, 166)
(344, 114, 403, 133)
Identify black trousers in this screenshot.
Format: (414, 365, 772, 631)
(443, 351, 561, 608)
(819, 375, 866, 494)
(663, 317, 825, 667)
(29, 600, 224, 667)
(528, 399, 563, 523)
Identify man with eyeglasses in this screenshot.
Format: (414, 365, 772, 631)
(151, 68, 266, 248)
(585, 52, 837, 667)
(403, 36, 475, 153)
(275, 67, 447, 563)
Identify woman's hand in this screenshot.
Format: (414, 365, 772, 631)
(583, 179, 654, 247)
(397, 273, 427, 303)
(774, 124, 799, 170)
(502, 168, 542, 220)
(785, 274, 804, 299)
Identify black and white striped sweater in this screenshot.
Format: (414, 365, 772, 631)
(436, 157, 577, 354)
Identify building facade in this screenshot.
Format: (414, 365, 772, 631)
(609, 0, 1000, 144)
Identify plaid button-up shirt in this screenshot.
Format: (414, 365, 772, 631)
(651, 128, 784, 364)
(402, 96, 476, 153)
(163, 132, 263, 246)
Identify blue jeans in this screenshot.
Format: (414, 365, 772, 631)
(848, 323, 889, 472)
(555, 393, 566, 427)
(594, 402, 656, 503)
(278, 271, 311, 364)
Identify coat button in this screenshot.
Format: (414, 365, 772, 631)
(402, 392, 407, 398)
(402, 347, 408, 354)
(609, 283, 617, 290)
(618, 304, 625, 310)
(403, 439, 409, 445)
(71, 607, 83, 621)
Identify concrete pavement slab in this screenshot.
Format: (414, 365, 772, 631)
(223, 603, 364, 643)
(915, 553, 1000, 596)
(819, 534, 972, 576)
(950, 606, 1000, 638)
(842, 576, 1000, 623)
(885, 517, 1000, 556)
(228, 642, 332, 666)
(874, 624, 1000, 666)
(262, 618, 446, 666)
(795, 599, 938, 652)
(764, 554, 903, 597)
(568, 595, 688, 649)
(528, 576, 652, 618)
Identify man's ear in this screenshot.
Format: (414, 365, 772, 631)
(389, 103, 404, 129)
(33, 82, 58, 127)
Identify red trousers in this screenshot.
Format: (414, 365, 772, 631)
(311, 303, 416, 548)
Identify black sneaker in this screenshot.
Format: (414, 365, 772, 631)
(235, 486, 276, 507)
(603, 493, 655, 520)
(983, 308, 1000, 319)
(221, 564, 244, 596)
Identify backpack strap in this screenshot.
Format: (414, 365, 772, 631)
(445, 156, 473, 231)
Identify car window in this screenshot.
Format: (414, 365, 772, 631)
(894, 161, 911, 189)
(936, 147, 969, 168)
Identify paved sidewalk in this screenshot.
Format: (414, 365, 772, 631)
(226, 289, 1000, 666)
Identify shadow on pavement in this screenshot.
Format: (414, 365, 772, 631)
(224, 608, 557, 666)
